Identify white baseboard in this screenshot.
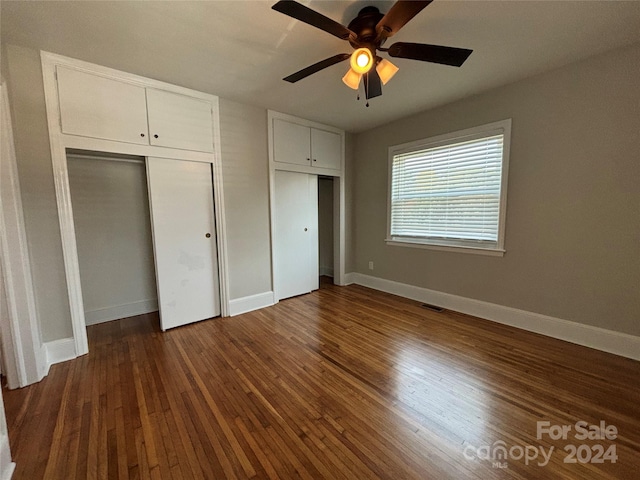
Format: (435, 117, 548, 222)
(320, 266, 334, 277)
(0, 433, 15, 480)
(37, 344, 48, 380)
(85, 298, 158, 325)
(229, 291, 275, 316)
(350, 272, 640, 361)
(343, 272, 356, 285)
(44, 337, 76, 371)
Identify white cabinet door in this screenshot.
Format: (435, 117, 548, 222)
(274, 171, 318, 300)
(273, 119, 311, 166)
(311, 128, 342, 170)
(146, 157, 220, 330)
(146, 89, 214, 152)
(56, 66, 149, 145)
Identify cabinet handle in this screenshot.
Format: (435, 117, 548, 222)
(205, 233, 211, 238)
(154, 134, 159, 139)
(313, 159, 317, 162)
(140, 133, 145, 137)
(306, 157, 310, 162)
(304, 228, 308, 232)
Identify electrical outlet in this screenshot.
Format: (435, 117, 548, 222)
(368, 261, 374, 270)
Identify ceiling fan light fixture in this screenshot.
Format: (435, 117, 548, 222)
(376, 58, 399, 85)
(273, 0, 472, 100)
(342, 68, 362, 90)
(350, 48, 374, 74)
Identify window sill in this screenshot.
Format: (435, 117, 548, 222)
(385, 238, 505, 257)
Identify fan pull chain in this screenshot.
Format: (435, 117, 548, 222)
(364, 73, 369, 107)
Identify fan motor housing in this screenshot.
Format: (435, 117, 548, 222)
(348, 6, 385, 49)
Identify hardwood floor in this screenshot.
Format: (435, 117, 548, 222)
(4, 282, 640, 479)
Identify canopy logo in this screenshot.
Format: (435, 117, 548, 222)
(463, 420, 618, 469)
(463, 441, 554, 468)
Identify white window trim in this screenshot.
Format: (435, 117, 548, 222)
(385, 119, 512, 256)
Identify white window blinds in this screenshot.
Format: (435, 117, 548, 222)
(390, 133, 504, 245)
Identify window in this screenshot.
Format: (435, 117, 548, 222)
(387, 119, 511, 255)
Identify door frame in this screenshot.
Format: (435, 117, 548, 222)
(41, 52, 230, 358)
(0, 82, 46, 388)
(267, 111, 347, 302)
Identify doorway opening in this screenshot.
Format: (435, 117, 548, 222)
(318, 176, 335, 282)
(67, 150, 158, 327)
(272, 171, 344, 302)
(66, 149, 222, 333)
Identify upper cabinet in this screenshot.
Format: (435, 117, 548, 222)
(273, 119, 311, 167)
(56, 66, 214, 153)
(310, 128, 341, 170)
(57, 67, 149, 145)
(272, 117, 343, 173)
(146, 89, 213, 152)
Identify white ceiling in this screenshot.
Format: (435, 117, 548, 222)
(2, 1, 640, 133)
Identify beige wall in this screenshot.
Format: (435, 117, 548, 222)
(218, 98, 272, 300)
(67, 155, 157, 323)
(353, 42, 640, 336)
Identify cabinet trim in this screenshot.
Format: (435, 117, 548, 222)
(45, 51, 217, 102)
(268, 110, 344, 135)
(40, 51, 230, 360)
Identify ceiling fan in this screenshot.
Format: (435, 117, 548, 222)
(272, 0, 472, 102)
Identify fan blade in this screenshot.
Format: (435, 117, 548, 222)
(272, 1, 354, 40)
(283, 53, 351, 83)
(363, 68, 382, 99)
(387, 42, 472, 67)
(376, 1, 432, 40)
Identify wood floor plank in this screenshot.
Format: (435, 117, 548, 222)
(3, 280, 639, 479)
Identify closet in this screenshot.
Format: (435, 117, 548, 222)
(42, 52, 227, 354)
(269, 111, 345, 301)
(67, 152, 221, 331)
(274, 171, 319, 300)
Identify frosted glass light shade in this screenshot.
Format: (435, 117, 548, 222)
(376, 58, 399, 85)
(342, 68, 362, 90)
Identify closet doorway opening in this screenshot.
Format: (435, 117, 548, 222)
(272, 172, 344, 302)
(67, 150, 221, 332)
(318, 176, 335, 283)
(67, 151, 158, 328)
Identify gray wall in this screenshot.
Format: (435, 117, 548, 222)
(353, 42, 640, 336)
(218, 98, 272, 300)
(3, 44, 71, 341)
(67, 156, 157, 323)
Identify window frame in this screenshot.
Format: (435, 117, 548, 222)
(386, 119, 512, 256)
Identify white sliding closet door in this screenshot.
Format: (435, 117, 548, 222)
(146, 157, 220, 330)
(274, 170, 319, 300)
